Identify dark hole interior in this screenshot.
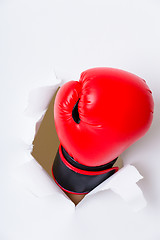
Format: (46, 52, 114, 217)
(72, 99, 80, 124)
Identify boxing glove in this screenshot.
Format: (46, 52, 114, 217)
(52, 67, 154, 194)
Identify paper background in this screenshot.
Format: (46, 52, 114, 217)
(1, 0, 160, 239)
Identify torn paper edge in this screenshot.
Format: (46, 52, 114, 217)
(12, 69, 147, 212)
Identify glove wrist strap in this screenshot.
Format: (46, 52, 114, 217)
(52, 144, 119, 194)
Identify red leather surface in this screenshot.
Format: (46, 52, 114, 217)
(54, 68, 154, 166)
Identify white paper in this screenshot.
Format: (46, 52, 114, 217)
(86, 164, 147, 211)
(11, 159, 146, 211)
(11, 158, 73, 203)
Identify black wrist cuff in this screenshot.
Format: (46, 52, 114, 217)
(52, 145, 118, 194)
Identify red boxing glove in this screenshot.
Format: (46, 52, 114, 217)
(52, 67, 154, 194)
